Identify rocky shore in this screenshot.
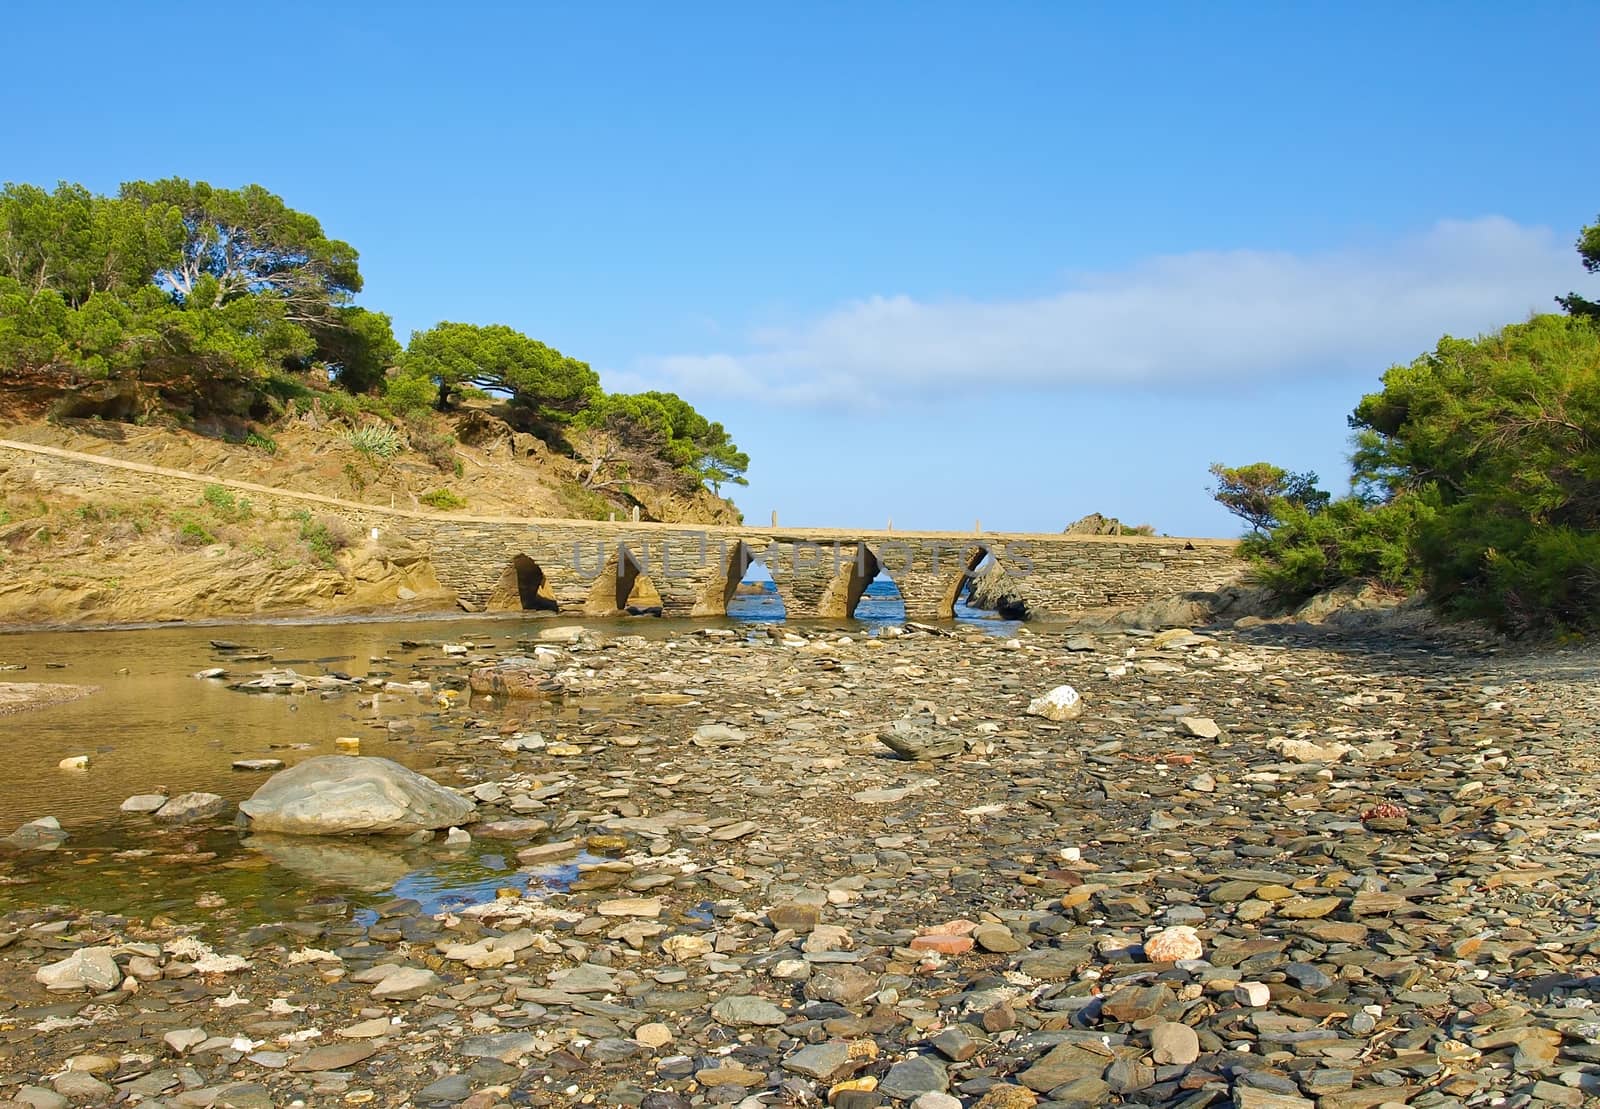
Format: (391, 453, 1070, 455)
(3, 617, 1599, 1109)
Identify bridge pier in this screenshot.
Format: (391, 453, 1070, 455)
(575, 535, 732, 617)
(690, 540, 760, 617)
(764, 538, 845, 617)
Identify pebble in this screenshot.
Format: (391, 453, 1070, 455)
(784, 1042, 859, 1081)
(1149, 1020, 1201, 1065)
(1025, 684, 1083, 721)
(164, 1027, 207, 1053)
(1, 617, 1596, 1109)
(1143, 924, 1204, 961)
(120, 792, 169, 813)
(2, 815, 67, 850)
(51, 1071, 112, 1101)
(34, 946, 120, 991)
(153, 791, 228, 823)
(288, 1042, 379, 1071)
(635, 1021, 673, 1048)
(369, 966, 441, 999)
(711, 994, 787, 1026)
(1235, 981, 1272, 1007)
(879, 1055, 949, 1100)
(597, 896, 662, 917)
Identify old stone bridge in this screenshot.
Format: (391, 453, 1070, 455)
(0, 439, 1241, 620)
(426, 519, 1240, 620)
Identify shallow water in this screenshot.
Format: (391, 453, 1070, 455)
(0, 583, 1017, 924)
(0, 615, 507, 827)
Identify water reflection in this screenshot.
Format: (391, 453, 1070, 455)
(727, 576, 1016, 632)
(245, 833, 414, 892)
(3, 820, 600, 932)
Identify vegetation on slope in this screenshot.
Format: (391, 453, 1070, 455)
(1211, 215, 1600, 637)
(0, 178, 746, 521)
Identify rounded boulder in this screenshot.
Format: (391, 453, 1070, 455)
(239, 755, 476, 835)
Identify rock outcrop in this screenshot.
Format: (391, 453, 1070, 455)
(1063, 512, 1154, 536)
(964, 566, 1031, 620)
(1093, 581, 1277, 630)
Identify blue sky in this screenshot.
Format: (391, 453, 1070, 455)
(8, 2, 1598, 535)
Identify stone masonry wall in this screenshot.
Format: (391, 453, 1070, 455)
(0, 439, 1241, 619)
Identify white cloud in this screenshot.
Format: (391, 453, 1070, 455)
(625, 217, 1577, 405)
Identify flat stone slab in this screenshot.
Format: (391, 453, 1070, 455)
(231, 759, 284, 772)
(287, 1042, 378, 1071)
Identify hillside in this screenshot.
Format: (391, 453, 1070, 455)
(0, 394, 741, 527)
(0, 396, 741, 627)
(0, 176, 758, 625)
(0, 176, 748, 532)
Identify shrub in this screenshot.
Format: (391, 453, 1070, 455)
(259, 371, 314, 415)
(1418, 503, 1600, 636)
(294, 510, 357, 566)
(84, 504, 150, 530)
(556, 480, 617, 521)
(1241, 495, 1431, 601)
(174, 514, 217, 546)
(404, 417, 459, 473)
(201, 484, 252, 522)
(383, 373, 436, 415)
(341, 423, 402, 459)
(300, 523, 336, 564)
(244, 431, 277, 454)
(292, 387, 395, 425)
(1350, 313, 1600, 635)
(420, 487, 466, 510)
(355, 393, 397, 420)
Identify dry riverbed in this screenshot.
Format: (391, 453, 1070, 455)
(2, 618, 1598, 1109)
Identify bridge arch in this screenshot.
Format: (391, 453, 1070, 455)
(856, 560, 907, 623)
(713, 542, 791, 620)
(485, 554, 559, 612)
(624, 573, 663, 615)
